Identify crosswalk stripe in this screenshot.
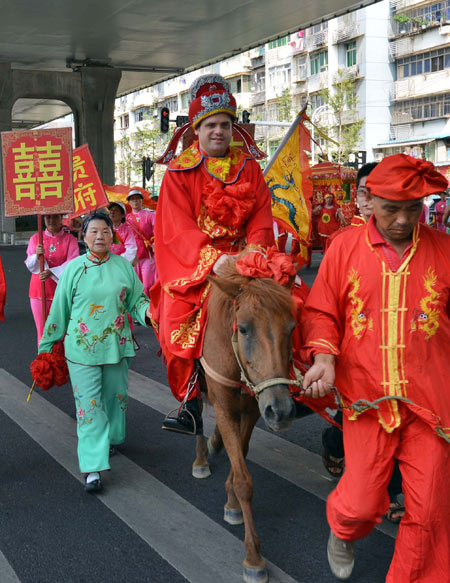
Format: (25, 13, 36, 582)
(128, 369, 398, 540)
(0, 549, 21, 583)
(0, 368, 299, 583)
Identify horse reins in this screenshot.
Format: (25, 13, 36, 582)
(199, 331, 305, 400)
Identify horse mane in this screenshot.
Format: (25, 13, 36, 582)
(208, 258, 295, 326)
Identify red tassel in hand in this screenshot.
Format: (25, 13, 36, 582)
(30, 353, 55, 391)
(28, 342, 69, 401)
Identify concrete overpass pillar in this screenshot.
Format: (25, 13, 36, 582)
(78, 67, 121, 185)
(0, 63, 15, 235)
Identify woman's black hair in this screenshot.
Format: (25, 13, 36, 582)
(108, 202, 126, 223)
(83, 211, 114, 234)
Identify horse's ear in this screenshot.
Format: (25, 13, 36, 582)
(207, 274, 242, 299)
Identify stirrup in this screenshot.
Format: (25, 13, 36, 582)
(161, 404, 197, 436)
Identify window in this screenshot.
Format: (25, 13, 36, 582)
(297, 56, 307, 80)
(254, 71, 265, 92)
(346, 41, 357, 67)
(268, 64, 291, 86)
(180, 92, 189, 110)
(310, 93, 325, 111)
(134, 106, 151, 122)
(120, 114, 129, 129)
(268, 36, 289, 49)
(398, 47, 450, 78)
(310, 51, 328, 75)
(393, 0, 450, 33)
(393, 93, 450, 122)
(268, 103, 279, 121)
(165, 96, 178, 113)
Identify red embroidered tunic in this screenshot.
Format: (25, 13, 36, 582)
(302, 221, 450, 438)
(152, 141, 274, 360)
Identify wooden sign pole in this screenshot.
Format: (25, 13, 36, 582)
(37, 215, 47, 324)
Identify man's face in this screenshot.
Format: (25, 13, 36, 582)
(194, 113, 233, 157)
(128, 194, 143, 211)
(371, 195, 424, 243)
(355, 176, 373, 221)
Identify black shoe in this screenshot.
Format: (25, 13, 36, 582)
(109, 445, 117, 457)
(162, 399, 203, 436)
(84, 473, 102, 493)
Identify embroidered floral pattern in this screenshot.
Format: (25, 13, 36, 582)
(73, 386, 101, 427)
(170, 284, 210, 349)
(410, 267, 441, 340)
(45, 322, 58, 337)
(347, 268, 373, 339)
(117, 393, 128, 412)
(197, 205, 243, 240)
(74, 302, 130, 353)
(164, 246, 219, 297)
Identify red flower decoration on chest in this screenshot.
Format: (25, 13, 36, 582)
(203, 180, 256, 229)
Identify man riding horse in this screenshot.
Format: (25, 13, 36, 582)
(150, 74, 277, 434)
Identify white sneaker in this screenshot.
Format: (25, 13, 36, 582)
(327, 530, 354, 580)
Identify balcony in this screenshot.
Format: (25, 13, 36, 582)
(250, 90, 266, 106)
(333, 21, 361, 43)
(305, 29, 328, 51)
(394, 69, 450, 99)
(389, 37, 413, 58)
(344, 64, 361, 79)
(391, 0, 428, 11)
(307, 71, 329, 93)
(389, 123, 413, 140)
(391, 111, 414, 125)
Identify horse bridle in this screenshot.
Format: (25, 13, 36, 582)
(200, 330, 304, 400)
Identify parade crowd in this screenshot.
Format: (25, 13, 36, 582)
(12, 74, 450, 582)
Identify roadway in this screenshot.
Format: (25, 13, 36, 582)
(0, 245, 396, 583)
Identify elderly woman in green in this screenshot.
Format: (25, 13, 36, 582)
(39, 212, 151, 492)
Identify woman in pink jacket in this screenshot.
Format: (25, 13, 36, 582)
(25, 214, 79, 343)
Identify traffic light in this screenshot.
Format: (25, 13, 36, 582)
(144, 157, 154, 180)
(242, 110, 251, 124)
(160, 107, 170, 133)
(176, 115, 189, 127)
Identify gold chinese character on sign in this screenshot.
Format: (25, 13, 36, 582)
(36, 141, 63, 199)
(73, 154, 89, 182)
(74, 182, 97, 213)
(11, 142, 37, 199)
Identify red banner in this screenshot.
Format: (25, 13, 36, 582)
(2, 128, 73, 217)
(70, 144, 109, 218)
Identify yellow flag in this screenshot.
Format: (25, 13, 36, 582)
(264, 109, 313, 257)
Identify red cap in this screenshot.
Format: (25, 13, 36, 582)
(188, 74, 237, 129)
(366, 154, 448, 200)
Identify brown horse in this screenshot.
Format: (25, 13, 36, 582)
(192, 257, 298, 583)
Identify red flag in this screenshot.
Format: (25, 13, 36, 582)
(0, 256, 6, 322)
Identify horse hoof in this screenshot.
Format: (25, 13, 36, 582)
(243, 563, 268, 583)
(207, 437, 222, 457)
(224, 505, 244, 525)
(192, 464, 211, 479)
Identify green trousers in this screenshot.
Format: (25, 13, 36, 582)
(68, 359, 130, 473)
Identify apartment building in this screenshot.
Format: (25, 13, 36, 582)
(374, 0, 450, 171)
(113, 0, 450, 185)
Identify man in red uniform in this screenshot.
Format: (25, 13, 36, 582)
(301, 154, 450, 582)
(152, 75, 275, 434)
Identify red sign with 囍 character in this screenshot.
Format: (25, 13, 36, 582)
(1, 128, 74, 217)
(70, 144, 109, 218)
